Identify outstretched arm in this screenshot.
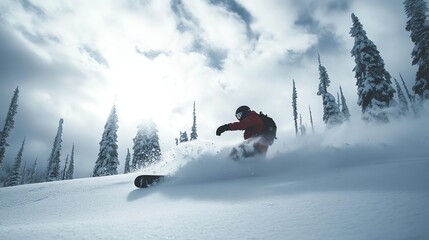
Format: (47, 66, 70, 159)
(228, 115, 259, 131)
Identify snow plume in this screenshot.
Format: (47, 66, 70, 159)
(145, 107, 428, 186)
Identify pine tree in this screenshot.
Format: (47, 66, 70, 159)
(339, 86, 351, 121)
(0, 87, 19, 166)
(131, 120, 162, 170)
(190, 101, 198, 141)
(27, 159, 37, 184)
(61, 154, 69, 180)
(21, 159, 27, 185)
(317, 55, 344, 127)
(337, 92, 341, 108)
(309, 105, 314, 135)
(179, 131, 189, 143)
(45, 119, 64, 182)
(4, 139, 25, 187)
(350, 13, 396, 122)
(124, 148, 131, 174)
(93, 105, 119, 177)
(317, 55, 330, 96)
(394, 78, 410, 116)
(404, 0, 429, 101)
(65, 145, 75, 180)
(322, 93, 344, 126)
(292, 80, 298, 136)
(299, 114, 306, 136)
(399, 73, 418, 115)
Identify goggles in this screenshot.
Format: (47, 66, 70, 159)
(235, 112, 243, 120)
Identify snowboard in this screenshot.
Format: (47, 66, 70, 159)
(134, 174, 165, 188)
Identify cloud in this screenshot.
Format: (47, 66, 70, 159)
(79, 45, 109, 67)
(209, 0, 259, 40)
(19, 0, 47, 19)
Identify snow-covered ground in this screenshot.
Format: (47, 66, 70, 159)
(1, 114, 429, 240)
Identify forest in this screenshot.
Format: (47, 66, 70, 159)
(0, 0, 428, 188)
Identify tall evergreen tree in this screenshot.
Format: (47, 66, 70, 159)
(61, 154, 69, 180)
(132, 120, 162, 170)
(317, 55, 344, 127)
(190, 101, 198, 141)
(339, 86, 351, 121)
(394, 78, 410, 116)
(400, 73, 415, 103)
(45, 119, 64, 182)
(404, 0, 429, 101)
(292, 80, 298, 136)
(299, 114, 306, 136)
(4, 139, 25, 187)
(65, 144, 75, 180)
(0, 87, 19, 166)
(317, 55, 330, 96)
(93, 105, 119, 177)
(337, 92, 341, 108)
(21, 159, 27, 185)
(400, 73, 418, 115)
(27, 159, 38, 184)
(124, 148, 131, 174)
(309, 105, 314, 135)
(350, 13, 396, 122)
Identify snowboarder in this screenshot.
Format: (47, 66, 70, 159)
(216, 105, 270, 159)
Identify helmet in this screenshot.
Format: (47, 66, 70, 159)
(235, 105, 250, 120)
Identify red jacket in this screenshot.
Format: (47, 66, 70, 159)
(228, 111, 264, 140)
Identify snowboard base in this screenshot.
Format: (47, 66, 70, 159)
(134, 175, 165, 188)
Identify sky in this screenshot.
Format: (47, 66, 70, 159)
(0, 0, 419, 177)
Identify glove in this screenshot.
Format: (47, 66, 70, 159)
(216, 124, 229, 136)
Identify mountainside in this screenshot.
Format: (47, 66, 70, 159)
(1, 115, 429, 240)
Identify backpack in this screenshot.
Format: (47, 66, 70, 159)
(258, 112, 277, 145)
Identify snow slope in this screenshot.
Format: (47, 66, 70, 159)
(1, 116, 429, 240)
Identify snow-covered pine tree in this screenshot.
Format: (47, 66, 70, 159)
(45, 119, 64, 182)
(404, 0, 429, 101)
(61, 154, 69, 180)
(299, 114, 306, 136)
(340, 86, 351, 121)
(309, 105, 314, 135)
(317, 55, 344, 127)
(400, 73, 418, 115)
(179, 131, 189, 143)
(65, 145, 74, 180)
(131, 120, 162, 170)
(4, 139, 25, 187)
(337, 92, 341, 108)
(20, 159, 27, 185)
(394, 78, 410, 116)
(93, 105, 119, 177)
(317, 55, 330, 96)
(26, 159, 37, 184)
(350, 13, 396, 122)
(190, 101, 198, 141)
(124, 148, 131, 174)
(322, 93, 345, 126)
(0, 87, 19, 166)
(292, 80, 298, 136)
